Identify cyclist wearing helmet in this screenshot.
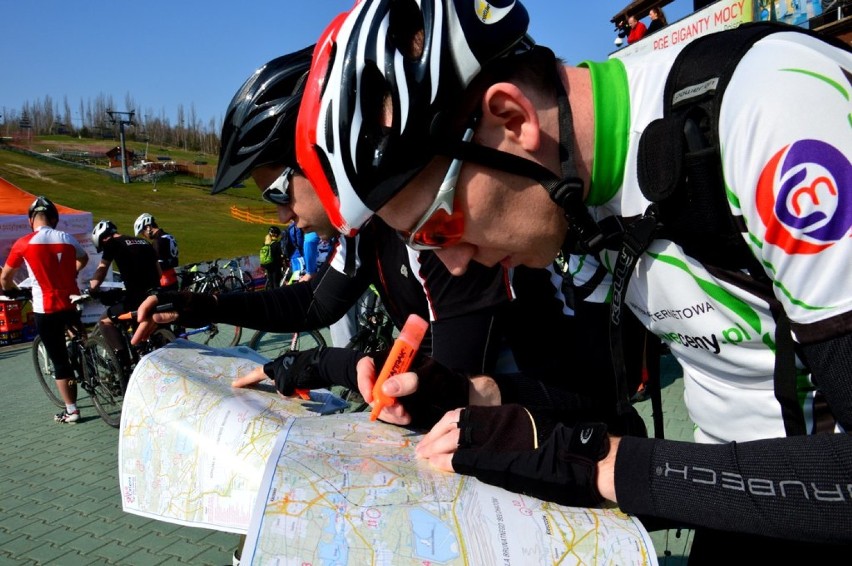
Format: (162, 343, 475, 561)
(134, 48, 583, 408)
(134, 213, 179, 291)
(90, 220, 161, 313)
(299, 0, 852, 556)
(1, 196, 89, 423)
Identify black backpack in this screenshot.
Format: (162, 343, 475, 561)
(608, 22, 849, 438)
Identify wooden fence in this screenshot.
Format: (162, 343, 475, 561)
(229, 205, 280, 225)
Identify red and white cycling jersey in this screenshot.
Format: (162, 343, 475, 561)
(5, 226, 86, 313)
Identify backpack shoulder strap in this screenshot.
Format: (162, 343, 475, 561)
(611, 23, 818, 438)
(638, 22, 793, 272)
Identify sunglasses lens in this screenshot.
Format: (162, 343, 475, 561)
(407, 207, 465, 250)
(263, 188, 289, 205)
(262, 169, 292, 205)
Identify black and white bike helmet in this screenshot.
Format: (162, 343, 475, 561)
(92, 220, 118, 252)
(134, 213, 154, 236)
(210, 45, 314, 195)
(296, 0, 533, 235)
(28, 195, 59, 226)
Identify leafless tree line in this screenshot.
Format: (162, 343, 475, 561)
(1, 93, 222, 156)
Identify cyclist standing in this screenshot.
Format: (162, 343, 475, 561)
(260, 226, 285, 290)
(0, 196, 89, 423)
(134, 213, 179, 291)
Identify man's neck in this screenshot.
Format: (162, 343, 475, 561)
(559, 65, 594, 200)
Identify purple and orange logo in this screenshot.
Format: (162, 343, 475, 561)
(755, 139, 851, 254)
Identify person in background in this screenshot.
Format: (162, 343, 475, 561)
(90, 219, 162, 388)
(1, 196, 89, 423)
(296, 0, 851, 558)
(647, 6, 668, 34)
(627, 14, 647, 44)
(90, 220, 160, 315)
(299, 229, 320, 282)
(134, 213, 179, 291)
(283, 221, 309, 282)
(260, 225, 285, 290)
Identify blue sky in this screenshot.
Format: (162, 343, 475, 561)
(1, 1, 693, 129)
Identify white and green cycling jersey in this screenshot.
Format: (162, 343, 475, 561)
(583, 30, 851, 444)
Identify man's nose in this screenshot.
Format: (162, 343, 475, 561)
(277, 206, 296, 224)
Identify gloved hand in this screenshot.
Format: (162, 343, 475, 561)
(368, 350, 471, 428)
(452, 416, 610, 508)
(457, 404, 538, 451)
(153, 291, 218, 329)
(265, 347, 471, 428)
(264, 347, 360, 395)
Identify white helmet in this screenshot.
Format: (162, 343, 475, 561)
(134, 213, 154, 236)
(92, 220, 117, 252)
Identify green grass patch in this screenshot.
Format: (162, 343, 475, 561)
(0, 138, 277, 265)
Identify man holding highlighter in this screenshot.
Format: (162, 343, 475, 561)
(230, 312, 508, 427)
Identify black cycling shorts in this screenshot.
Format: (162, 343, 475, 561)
(34, 309, 82, 379)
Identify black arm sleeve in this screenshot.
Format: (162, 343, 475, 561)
(801, 331, 852, 431)
(615, 432, 852, 544)
(429, 310, 502, 374)
(214, 261, 370, 333)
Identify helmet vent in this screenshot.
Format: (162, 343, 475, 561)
(389, 0, 425, 61)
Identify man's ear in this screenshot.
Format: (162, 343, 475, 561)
(479, 82, 541, 153)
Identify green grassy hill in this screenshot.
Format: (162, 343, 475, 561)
(0, 137, 278, 266)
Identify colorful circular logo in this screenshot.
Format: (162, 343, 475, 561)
(756, 139, 851, 254)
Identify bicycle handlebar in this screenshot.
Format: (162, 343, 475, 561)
(0, 288, 33, 301)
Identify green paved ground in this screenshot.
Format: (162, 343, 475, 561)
(0, 332, 694, 565)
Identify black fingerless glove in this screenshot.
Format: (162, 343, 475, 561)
(458, 405, 537, 452)
(155, 291, 218, 329)
(452, 422, 610, 508)
(264, 347, 364, 395)
(368, 350, 470, 428)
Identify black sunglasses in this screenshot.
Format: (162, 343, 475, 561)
(261, 168, 294, 206)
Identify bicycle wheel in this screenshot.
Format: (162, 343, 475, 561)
(82, 335, 125, 428)
(32, 336, 65, 408)
(184, 323, 242, 349)
(241, 270, 255, 290)
(248, 329, 326, 360)
(132, 327, 177, 359)
(222, 275, 246, 294)
(150, 327, 177, 348)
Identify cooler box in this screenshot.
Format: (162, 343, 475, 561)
(0, 300, 24, 345)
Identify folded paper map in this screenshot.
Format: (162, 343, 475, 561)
(119, 341, 657, 565)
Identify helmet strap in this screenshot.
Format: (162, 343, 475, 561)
(432, 62, 605, 254)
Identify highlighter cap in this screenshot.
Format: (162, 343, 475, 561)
(399, 314, 429, 346)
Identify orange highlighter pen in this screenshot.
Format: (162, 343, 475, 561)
(370, 314, 429, 421)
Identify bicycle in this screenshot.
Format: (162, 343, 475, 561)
(180, 321, 243, 349)
(247, 265, 327, 359)
(177, 261, 243, 347)
(19, 288, 174, 427)
(345, 286, 395, 354)
(6, 287, 91, 409)
(82, 288, 176, 427)
(219, 257, 255, 292)
(330, 287, 396, 411)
